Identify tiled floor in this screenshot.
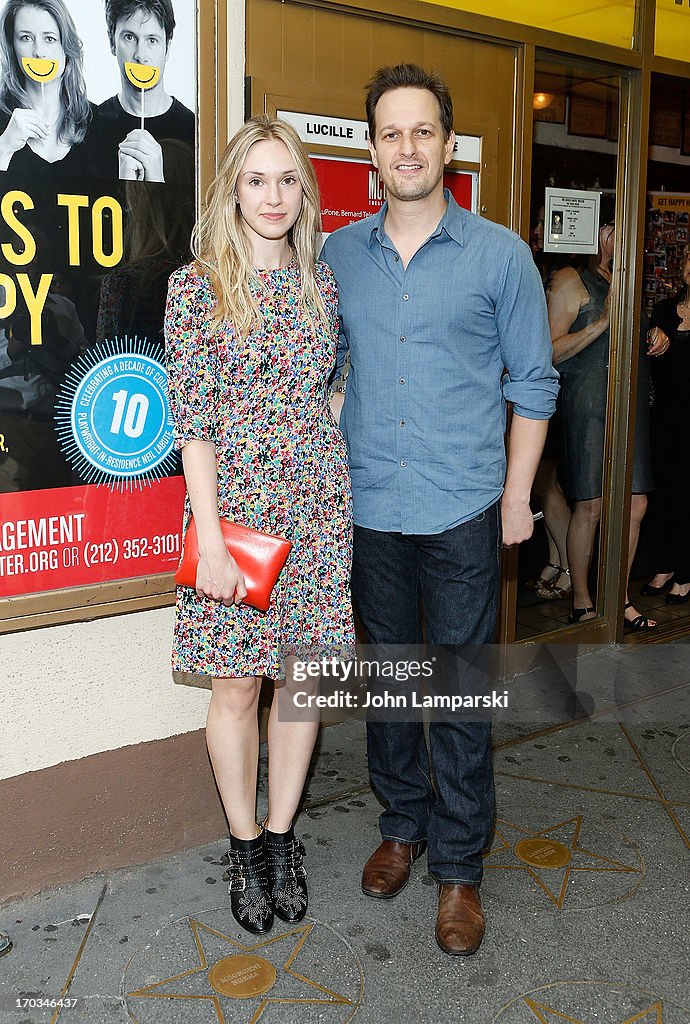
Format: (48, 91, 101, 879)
(1, 643, 689, 1023)
(515, 578, 690, 640)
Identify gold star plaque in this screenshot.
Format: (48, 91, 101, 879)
(490, 980, 690, 1022)
(125, 915, 363, 1023)
(523, 996, 664, 1022)
(207, 954, 277, 999)
(483, 815, 643, 908)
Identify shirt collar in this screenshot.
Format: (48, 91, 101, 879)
(368, 188, 465, 248)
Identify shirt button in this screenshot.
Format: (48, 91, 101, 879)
(400, 335, 406, 343)
(394, 255, 399, 261)
(400, 460, 407, 467)
(400, 420, 406, 426)
(402, 293, 409, 301)
(399, 378, 406, 385)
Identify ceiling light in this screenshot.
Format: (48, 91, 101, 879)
(533, 92, 554, 110)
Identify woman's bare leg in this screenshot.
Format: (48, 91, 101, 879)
(530, 459, 572, 586)
(265, 659, 320, 833)
(567, 497, 602, 617)
(625, 494, 656, 625)
(539, 463, 572, 574)
(206, 676, 263, 839)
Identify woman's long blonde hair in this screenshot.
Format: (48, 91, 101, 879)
(192, 115, 327, 337)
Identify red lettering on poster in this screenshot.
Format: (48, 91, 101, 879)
(312, 156, 475, 232)
(0, 475, 185, 597)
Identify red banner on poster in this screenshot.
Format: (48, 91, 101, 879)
(0, 475, 185, 598)
(312, 155, 476, 232)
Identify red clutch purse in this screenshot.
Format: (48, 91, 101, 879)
(175, 516, 292, 611)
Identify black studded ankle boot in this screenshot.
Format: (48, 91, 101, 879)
(265, 825, 308, 922)
(227, 830, 274, 934)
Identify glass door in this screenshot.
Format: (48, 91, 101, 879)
(516, 58, 624, 640)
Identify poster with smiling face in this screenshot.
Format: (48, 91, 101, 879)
(0, 0, 198, 606)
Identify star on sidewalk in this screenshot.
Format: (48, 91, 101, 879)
(483, 815, 642, 908)
(523, 996, 664, 1023)
(126, 917, 357, 1023)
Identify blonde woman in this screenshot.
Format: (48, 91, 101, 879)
(165, 116, 355, 934)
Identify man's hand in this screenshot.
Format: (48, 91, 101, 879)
(118, 129, 165, 182)
(501, 496, 534, 547)
(118, 150, 144, 180)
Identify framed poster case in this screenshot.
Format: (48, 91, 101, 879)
(0, 0, 225, 632)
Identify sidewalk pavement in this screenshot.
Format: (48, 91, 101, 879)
(1, 642, 689, 1023)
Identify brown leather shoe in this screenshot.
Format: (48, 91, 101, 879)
(435, 884, 485, 956)
(361, 839, 427, 898)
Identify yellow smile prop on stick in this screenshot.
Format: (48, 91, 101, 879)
(22, 57, 59, 120)
(124, 62, 161, 129)
(22, 57, 59, 82)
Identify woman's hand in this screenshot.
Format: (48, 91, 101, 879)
(195, 544, 247, 605)
(646, 326, 670, 357)
(0, 108, 47, 168)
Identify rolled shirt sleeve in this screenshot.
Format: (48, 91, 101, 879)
(497, 238, 560, 419)
(164, 265, 219, 450)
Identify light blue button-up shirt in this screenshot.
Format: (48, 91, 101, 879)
(321, 191, 559, 534)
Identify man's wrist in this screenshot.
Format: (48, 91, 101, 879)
(502, 488, 531, 508)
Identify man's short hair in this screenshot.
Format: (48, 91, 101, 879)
(365, 63, 454, 141)
(105, 0, 176, 49)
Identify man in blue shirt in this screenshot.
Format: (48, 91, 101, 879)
(322, 64, 558, 956)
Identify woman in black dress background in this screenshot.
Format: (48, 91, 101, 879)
(642, 246, 690, 605)
(548, 216, 668, 629)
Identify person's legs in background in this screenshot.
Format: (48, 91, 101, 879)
(527, 458, 572, 599)
(566, 497, 602, 621)
(624, 494, 657, 629)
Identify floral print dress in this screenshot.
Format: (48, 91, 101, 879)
(164, 259, 355, 679)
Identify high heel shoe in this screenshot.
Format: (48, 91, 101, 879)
(265, 825, 308, 922)
(568, 606, 595, 624)
(624, 602, 657, 631)
(641, 575, 674, 597)
(536, 567, 571, 601)
(227, 829, 274, 934)
(666, 589, 690, 605)
(526, 563, 571, 600)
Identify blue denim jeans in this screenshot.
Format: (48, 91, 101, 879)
(352, 505, 500, 884)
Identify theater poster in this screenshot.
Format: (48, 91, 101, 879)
(0, 0, 198, 608)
